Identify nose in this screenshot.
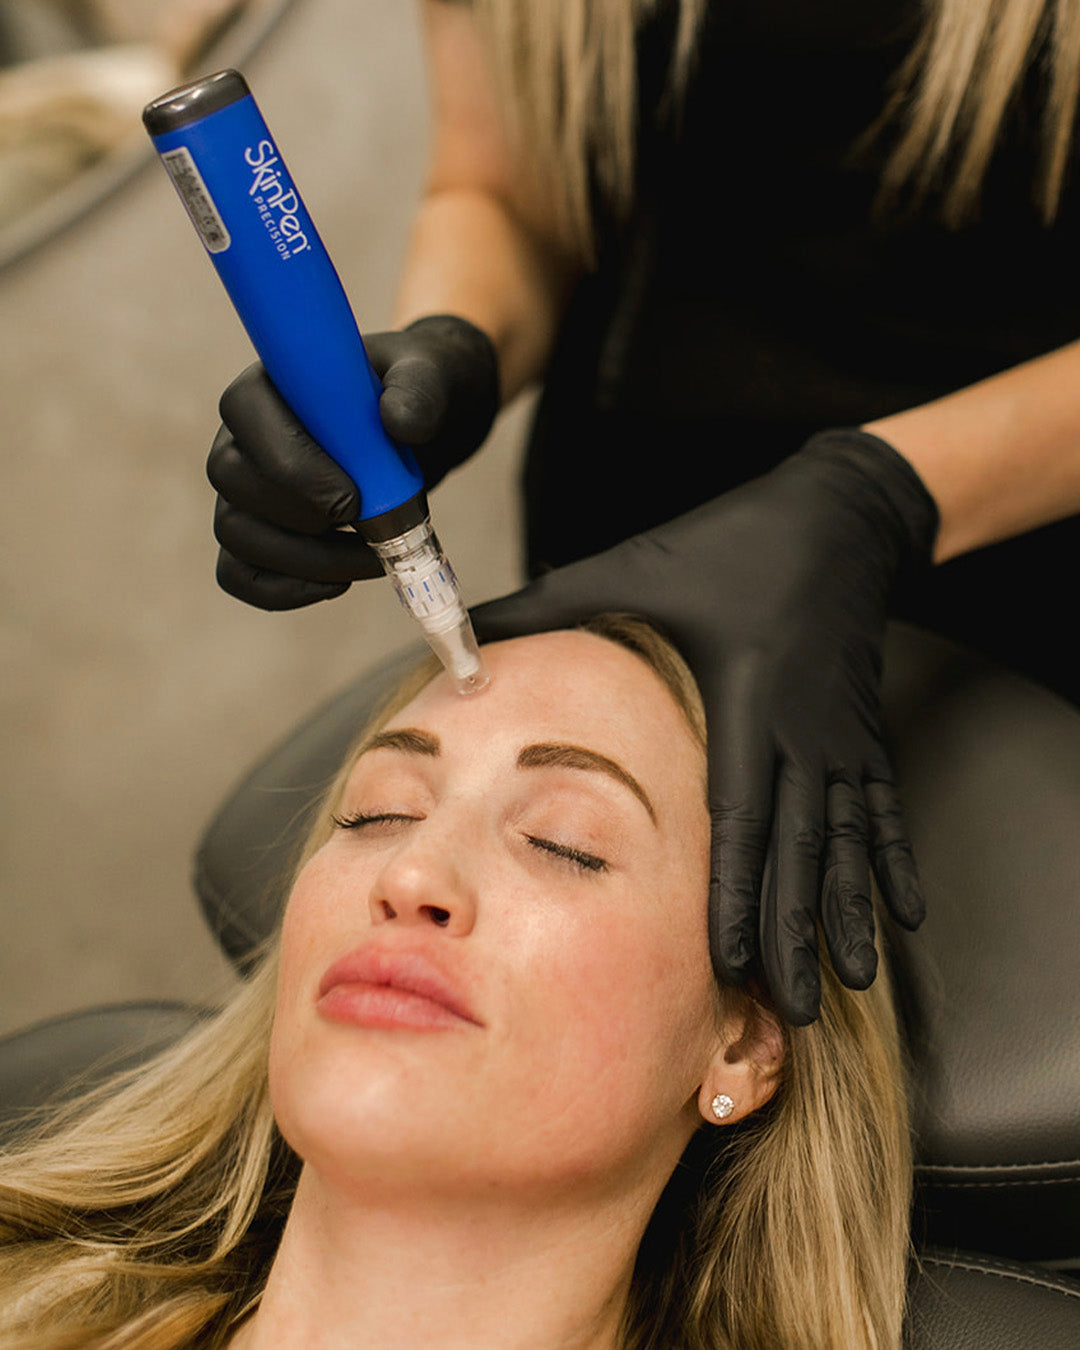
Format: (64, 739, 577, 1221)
(367, 827, 478, 935)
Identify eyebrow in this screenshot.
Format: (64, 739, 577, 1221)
(363, 728, 441, 757)
(359, 728, 656, 825)
(517, 742, 657, 825)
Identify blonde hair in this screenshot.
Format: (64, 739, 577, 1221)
(593, 617, 913, 1350)
(470, 0, 706, 258)
(877, 0, 1080, 225)
(0, 619, 911, 1348)
(470, 0, 1080, 257)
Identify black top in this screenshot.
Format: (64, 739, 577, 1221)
(523, 0, 1080, 704)
(142, 69, 250, 137)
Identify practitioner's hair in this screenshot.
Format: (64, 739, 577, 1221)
(0, 617, 912, 1349)
(468, 0, 1080, 257)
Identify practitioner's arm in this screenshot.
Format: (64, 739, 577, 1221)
(865, 337, 1080, 563)
(393, 0, 581, 403)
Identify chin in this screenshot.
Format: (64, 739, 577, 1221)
(269, 1036, 479, 1189)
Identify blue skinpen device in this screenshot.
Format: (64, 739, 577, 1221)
(143, 69, 488, 694)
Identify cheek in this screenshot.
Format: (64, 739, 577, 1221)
(509, 874, 716, 1131)
(276, 844, 365, 981)
(268, 851, 364, 1123)
(273, 862, 329, 1026)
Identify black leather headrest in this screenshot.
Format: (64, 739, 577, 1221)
(879, 627, 1080, 1264)
(0, 1003, 208, 1136)
(193, 623, 1080, 1264)
(193, 643, 424, 965)
(903, 1251, 1080, 1347)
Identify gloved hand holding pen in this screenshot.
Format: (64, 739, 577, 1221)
(207, 313, 499, 611)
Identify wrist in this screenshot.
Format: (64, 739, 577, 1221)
(798, 427, 941, 572)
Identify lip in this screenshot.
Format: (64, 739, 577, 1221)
(316, 945, 484, 1031)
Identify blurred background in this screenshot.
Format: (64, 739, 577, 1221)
(0, 0, 531, 1039)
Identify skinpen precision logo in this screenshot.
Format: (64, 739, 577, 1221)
(244, 139, 311, 259)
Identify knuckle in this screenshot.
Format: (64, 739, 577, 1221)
(219, 361, 263, 422)
(790, 821, 824, 857)
(827, 805, 868, 844)
(863, 772, 900, 811)
(214, 550, 251, 600)
(863, 758, 897, 786)
(709, 797, 768, 836)
(827, 821, 864, 846)
(206, 425, 234, 478)
(873, 834, 915, 868)
(327, 490, 358, 526)
(832, 878, 872, 919)
(780, 904, 819, 945)
(711, 882, 760, 924)
(211, 499, 235, 545)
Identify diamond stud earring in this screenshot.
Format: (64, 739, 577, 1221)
(711, 1093, 735, 1120)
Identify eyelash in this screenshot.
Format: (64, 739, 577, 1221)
(524, 835, 609, 874)
(331, 812, 608, 874)
(331, 811, 414, 831)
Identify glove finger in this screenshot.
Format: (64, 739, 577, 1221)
(361, 329, 404, 381)
(472, 560, 636, 645)
(208, 425, 348, 535)
(368, 318, 499, 475)
(705, 691, 774, 990)
(218, 363, 359, 526)
(822, 776, 876, 989)
(473, 527, 686, 642)
(760, 759, 823, 1025)
(213, 498, 383, 584)
(865, 772, 925, 930)
(215, 549, 350, 611)
(378, 353, 450, 447)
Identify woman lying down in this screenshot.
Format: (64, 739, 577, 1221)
(0, 616, 911, 1349)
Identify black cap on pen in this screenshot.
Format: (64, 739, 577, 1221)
(142, 69, 250, 137)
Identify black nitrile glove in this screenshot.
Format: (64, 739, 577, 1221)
(474, 428, 939, 1024)
(207, 314, 499, 610)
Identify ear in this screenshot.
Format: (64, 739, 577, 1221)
(697, 997, 784, 1126)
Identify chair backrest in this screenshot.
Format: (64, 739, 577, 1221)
(879, 625, 1080, 1266)
(193, 622, 1080, 1267)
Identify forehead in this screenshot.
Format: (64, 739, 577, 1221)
(373, 631, 705, 810)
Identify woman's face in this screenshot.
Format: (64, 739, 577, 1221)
(269, 630, 721, 1202)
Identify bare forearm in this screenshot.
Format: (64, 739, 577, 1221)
(393, 191, 575, 406)
(398, 1, 580, 406)
(864, 339, 1080, 563)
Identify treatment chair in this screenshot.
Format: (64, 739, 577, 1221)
(2, 621, 1079, 1347)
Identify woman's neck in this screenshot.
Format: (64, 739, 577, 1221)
(228, 1164, 651, 1350)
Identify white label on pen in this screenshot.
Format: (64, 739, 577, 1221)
(161, 147, 231, 253)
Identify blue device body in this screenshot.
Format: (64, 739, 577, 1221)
(148, 87, 424, 524)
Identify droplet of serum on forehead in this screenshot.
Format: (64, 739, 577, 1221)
(455, 664, 491, 696)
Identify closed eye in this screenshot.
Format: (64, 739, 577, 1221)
(331, 811, 420, 831)
(331, 814, 607, 873)
(525, 835, 608, 873)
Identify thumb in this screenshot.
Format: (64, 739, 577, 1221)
(471, 559, 630, 644)
(364, 330, 450, 446)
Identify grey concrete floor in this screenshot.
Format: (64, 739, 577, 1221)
(0, 0, 530, 1039)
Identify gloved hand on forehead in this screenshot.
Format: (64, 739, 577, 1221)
(473, 428, 940, 1026)
(207, 314, 499, 610)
